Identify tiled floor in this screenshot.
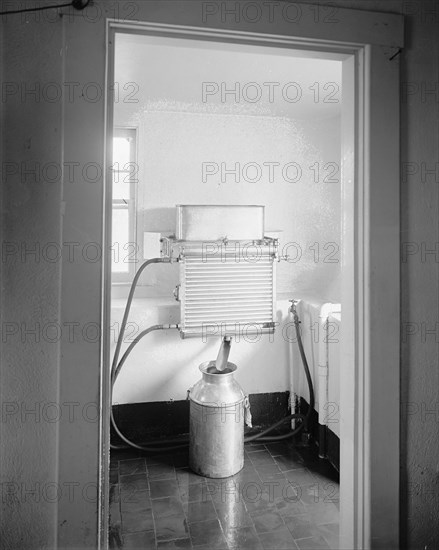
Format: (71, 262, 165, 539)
(109, 440, 339, 550)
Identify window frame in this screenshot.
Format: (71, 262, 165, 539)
(111, 127, 138, 284)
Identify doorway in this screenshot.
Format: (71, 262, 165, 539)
(98, 12, 401, 550)
(109, 30, 343, 550)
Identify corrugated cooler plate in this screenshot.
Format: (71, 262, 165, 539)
(179, 245, 276, 337)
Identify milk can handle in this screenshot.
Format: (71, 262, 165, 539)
(244, 396, 252, 428)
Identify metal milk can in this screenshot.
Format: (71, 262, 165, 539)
(189, 361, 246, 478)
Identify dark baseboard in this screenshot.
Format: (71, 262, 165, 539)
(111, 391, 291, 444)
(298, 397, 340, 472)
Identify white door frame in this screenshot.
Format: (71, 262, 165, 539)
(100, 6, 402, 549)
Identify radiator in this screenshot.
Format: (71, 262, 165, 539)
(161, 206, 278, 338)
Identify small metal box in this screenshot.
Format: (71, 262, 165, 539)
(176, 205, 265, 241)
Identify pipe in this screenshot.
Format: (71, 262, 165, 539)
(111, 309, 314, 449)
(111, 324, 186, 451)
(111, 257, 173, 379)
(110, 256, 185, 452)
(110, 258, 315, 451)
(318, 303, 334, 458)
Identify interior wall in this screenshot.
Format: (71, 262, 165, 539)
(112, 96, 341, 403)
(305, 1, 438, 548)
(115, 111, 341, 297)
(0, 1, 437, 549)
(0, 14, 63, 549)
(111, 38, 341, 404)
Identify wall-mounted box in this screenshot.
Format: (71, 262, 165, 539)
(176, 205, 265, 241)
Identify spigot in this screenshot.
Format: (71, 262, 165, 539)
(289, 300, 301, 325)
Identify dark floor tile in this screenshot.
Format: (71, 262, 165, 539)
(152, 496, 185, 518)
(297, 484, 324, 506)
(109, 496, 122, 536)
(294, 445, 321, 463)
(285, 468, 318, 487)
(120, 473, 149, 495)
(267, 477, 301, 503)
(257, 471, 286, 486)
(112, 444, 339, 549)
(244, 443, 267, 452)
(233, 467, 261, 486)
(148, 462, 177, 480)
(150, 479, 180, 499)
(302, 480, 339, 505)
(284, 514, 321, 539)
(242, 461, 258, 472)
(155, 514, 189, 542)
(119, 457, 146, 476)
(238, 478, 266, 499)
(316, 522, 339, 548)
(275, 498, 306, 517)
(192, 544, 228, 550)
(224, 525, 263, 549)
(122, 529, 156, 550)
(265, 442, 293, 457)
(317, 522, 339, 537)
(184, 499, 218, 523)
(157, 537, 192, 549)
(254, 462, 282, 476)
(303, 501, 340, 525)
(176, 467, 205, 487)
(121, 489, 152, 513)
(112, 448, 140, 461)
(110, 484, 120, 505)
(307, 462, 339, 485)
(188, 518, 227, 547)
(173, 451, 190, 469)
(179, 480, 210, 503)
(298, 480, 339, 507)
(295, 534, 331, 549)
(258, 526, 297, 549)
(215, 499, 253, 528)
(146, 453, 175, 467)
(321, 533, 339, 549)
(249, 450, 277, 466)
(122, 508, 154, 534)
(274, 455, 304, 472)
(243, 488, 277, 513)
(250, 508, 285, 533)
(110, 468, 119, 485)
(207, 479, 241, 505)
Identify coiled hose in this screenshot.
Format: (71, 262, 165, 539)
(110, 259, 315, 451)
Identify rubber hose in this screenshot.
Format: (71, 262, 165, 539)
(111, 261, 315, 451)
(111, 309, 315, 449)
(110, 257, 187, 452)
(111, 258, 170, 381)
(110, 326, 186, 452)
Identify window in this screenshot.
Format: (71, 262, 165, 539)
(111, 128, 137, 282)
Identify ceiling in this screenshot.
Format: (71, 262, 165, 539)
(114, 32, 342, 120)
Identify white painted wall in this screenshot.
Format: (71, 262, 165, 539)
(111, 297, 294, 404)
(111, 40, 341, 404)
(110, 110, 341, 403)
(0, 14, 63, 549)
